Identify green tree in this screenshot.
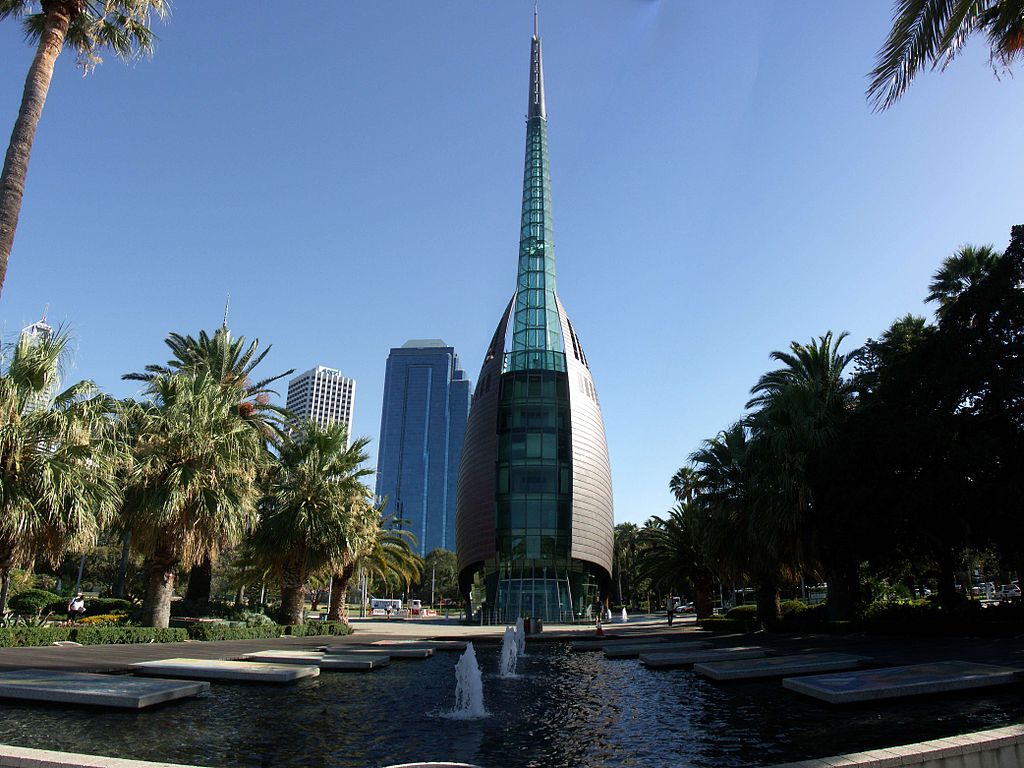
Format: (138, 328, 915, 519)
(121, 372, 264, 627)
(413, 548, 459, 605)
(868, 0, 1024, 110)
(0, 0, 168, 297)
(637, 505, 717, 619)
(926, 244, 1002, 319)
(612, 522, 641, 608)
(0, 328, 122, 613)
(352, 515, 422, 612)
(746, 332, 859, 620)
(247, 423, 377, 626)
(124, 325, 293, 605)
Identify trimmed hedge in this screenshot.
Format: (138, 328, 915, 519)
(0, 626, 72, 647)
(73, 626, 188, 645)
(78, 614, 130, 626)
(724, 604, 757, 620)
(84, 598, 133, 616)
(186, 621, 352, 641)
(187, 624, 283, 641)
(285, 621, 352, 637)
(699, 616, 757, 633)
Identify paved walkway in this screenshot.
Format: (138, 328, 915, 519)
(0, 613, 1020, 673)
(0, 614, 685, 673)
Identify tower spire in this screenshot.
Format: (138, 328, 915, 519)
(528, 8, 546, 120)
(510, 12, 562, 371)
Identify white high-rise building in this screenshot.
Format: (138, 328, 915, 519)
(285, 366, 356, 442)
(20, 316, 56, 413)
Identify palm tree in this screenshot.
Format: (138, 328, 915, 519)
(637, 505, 717, 619)
(0, 327, 122, 613)
(926, 244, 1002, 319)
(249, 423, 378, 626)
(124, 325, 294, 605)
(867, 0, 1024, 110)
(746, 332, 859, 619)
(344, 515, 422, 620)
(121, 372, 264, 627)
(0, 0, 168, 297)
(613, 522, 641, 608)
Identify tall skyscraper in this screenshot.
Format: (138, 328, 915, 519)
(455, 15, 614, 623)
(375, 340, 472, 556)
(20, 314, 56, 413)
(285, 366, 356, 441)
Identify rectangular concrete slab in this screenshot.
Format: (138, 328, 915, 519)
(241, 650, 390, 670)
(782, 660, 1022, 704)
(321, 646, 433, 659)
(572, 637, 668, 652)
(604, 640, 711, 659)
(0, 669, 209, 709)
(694, 652, 869, 680)
(129, 658, 319, 683)
(640, 646, 767, 669)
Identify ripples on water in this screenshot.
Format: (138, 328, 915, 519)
(0, 643, 1021, 767)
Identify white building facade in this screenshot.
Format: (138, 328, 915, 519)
(285, 366, 356, 442)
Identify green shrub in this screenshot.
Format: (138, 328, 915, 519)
(84, 598, 132, 616)
(72, 626, 188, 645)
(239, 611, 275, 627)
(187, 623, 284, 641)
(724, 604, 757, 620)
(286, 621, 351, 637)
(699, 616, 756, 632)
(8, 589, 62, 615)
(780, 600, 806, 616)
(0, 626, 72, 647)
(78, 614, 129, 626)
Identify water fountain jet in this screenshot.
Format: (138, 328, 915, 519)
(499, 626, 518, 678)
(450, 642, 486, 718)
(514, 616, 526, 657)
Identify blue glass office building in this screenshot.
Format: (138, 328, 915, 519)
(375, 340, 472, 556)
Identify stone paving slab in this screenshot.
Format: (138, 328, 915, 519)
(604, 640, 711, 659)
(321, 645, 433, 658)
(572, 636, 668, 652)
(0, 742, 210, 767)
(129, 657, 319, 683)
(240, 650, 390, 670)
(0, 669, 209, 709)
(640, 646, 768, 669)
(782, 660, 1022, 704)
(694, 652, 869, 681)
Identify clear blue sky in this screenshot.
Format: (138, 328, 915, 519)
(1, 2, 1021, 526)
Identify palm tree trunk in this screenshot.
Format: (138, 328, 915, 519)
(115, 531, 131, 598)
(327, 561, 357, 621)
(755, 578, 781, 629)
(279, 579, 306, 626)
(141, 555, 177, 628)
(0, 3, 74, 297)
(183, 557, 212, 606)
(693, 576, 715, 620)
(0, 570, 9, 616)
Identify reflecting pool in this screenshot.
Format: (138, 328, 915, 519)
(0, 643, 1021, 767)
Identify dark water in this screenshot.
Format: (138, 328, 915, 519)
(0, 643, 1022, 767)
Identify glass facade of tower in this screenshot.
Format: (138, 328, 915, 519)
(455, 21, 613, 624)
(376, 341, 471, 556)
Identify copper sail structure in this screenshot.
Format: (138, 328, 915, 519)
(455, 15, 614, 624)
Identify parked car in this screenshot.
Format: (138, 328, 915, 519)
(997, 584, 1021, 599)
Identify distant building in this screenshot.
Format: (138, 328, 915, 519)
(285, 366, 356, 442)
(375, 340, 472, 556)
(20, 315, 56, 413)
